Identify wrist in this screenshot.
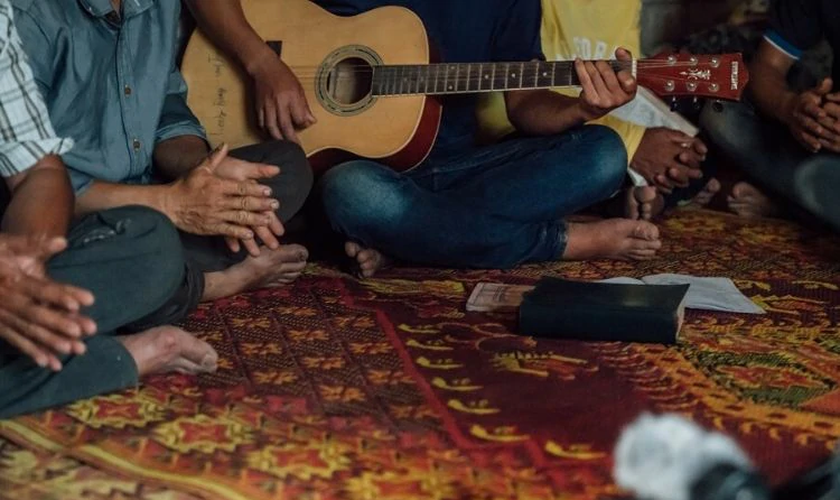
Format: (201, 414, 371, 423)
(778, 93, 799, 126)
(243, 43, 277, 78)
(153, 183, 181, 224)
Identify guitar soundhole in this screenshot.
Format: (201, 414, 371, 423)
(326, 57, 373, 106)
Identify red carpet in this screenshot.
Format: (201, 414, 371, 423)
(2, 208, 840, 500)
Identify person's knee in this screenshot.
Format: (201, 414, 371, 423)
(318, 162, 409, 238)
(580, 125, 628, 192)
(97, 206, 185, 291)
(259, 141, 314, 222)
(700, 101, 750, 150)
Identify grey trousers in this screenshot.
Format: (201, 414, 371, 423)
(0, 206, 200, 418)
(700, 101, 840, 231)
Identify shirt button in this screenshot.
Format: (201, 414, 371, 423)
(132, 139, 141, 151)
(124, 85, 132, 96)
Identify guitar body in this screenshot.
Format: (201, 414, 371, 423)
(182, 0, 441, 173)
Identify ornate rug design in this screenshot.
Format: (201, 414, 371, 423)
(2, 209, 840, 499)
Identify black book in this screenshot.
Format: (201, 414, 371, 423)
(518, 277, 689, 344)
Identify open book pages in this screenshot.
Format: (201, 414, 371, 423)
(599, 274, 764, 314)
(467, 274, 763, 315)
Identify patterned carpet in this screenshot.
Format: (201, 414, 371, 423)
(2, 208, 840, 500)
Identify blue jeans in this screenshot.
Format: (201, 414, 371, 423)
(701, 101, 840, 231)
(319, 125, 627, 269)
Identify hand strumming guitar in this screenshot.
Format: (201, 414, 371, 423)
(248, 50, 316, 144)
(575, 47, 638, 121)
(0, 234, 96, 371)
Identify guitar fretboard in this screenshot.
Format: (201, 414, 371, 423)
(370, 60, 629, 96)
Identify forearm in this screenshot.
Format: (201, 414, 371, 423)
(749, 42, 798, 125)
(750, 73, 798, 124)
(75, 180, 169, 218)
(153, 135, 209, 180)
(2, 155, 73, 237)
(505, 89, 589, 136)
(184, 0, 274, 75)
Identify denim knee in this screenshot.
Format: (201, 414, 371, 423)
(319, 161, 409, 241)
(578, 124, 628, 195)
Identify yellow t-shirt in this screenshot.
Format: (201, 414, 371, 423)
(476, 0, 647, 162)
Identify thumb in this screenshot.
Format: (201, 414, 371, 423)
(205, 143, 230, 172)
(615, 47, 633, 61)
(815, 78, 833, 96)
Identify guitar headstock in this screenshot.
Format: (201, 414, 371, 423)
(636, 53, 749, 102)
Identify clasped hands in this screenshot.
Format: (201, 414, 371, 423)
(163, 144, 284, 256)
(786, 78, 840, 154)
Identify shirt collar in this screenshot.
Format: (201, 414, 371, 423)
(77, 0, 153, 19)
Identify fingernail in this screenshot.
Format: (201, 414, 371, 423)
(264, 188, 272, 196)
(271, 201, 280, 209)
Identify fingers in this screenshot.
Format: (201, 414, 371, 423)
(822, 103, 840, 131)
(218, 157, 281, 181)
(254, 226, 279, 252)
(277, 102, 299, 145)
(241, 237, 262, 257)
(217, 210, 274, 228)
(204, 143, 230, 172)
(16, 276, 94, 313)
(220, 178, 273, 198)
(223, 194, 278, 212)
(212, 223, 255, 241)
(798, 113, 837, 142)
(224, 236, 241, 254)
(815, 78, 834, 96)
(575, 58, 597, 105)
(0, 323, 59, 370)
(653, 175, 675, 194)
(264, 100, 283, 140)
(267, 211, 285, 237)
(794, 129, 823, 152)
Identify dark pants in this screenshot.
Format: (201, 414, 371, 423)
(700, 100, 840, 231)
(0, 206, 197, 418)
(319, 125, 627, 269)
(180, 140, 314, 273)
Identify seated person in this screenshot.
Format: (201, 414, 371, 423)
(701, 0, 840, 230)
(477, 0, 717, 221)
(11, 0, 314, 301)
(188, 0, 663, 278)
(0, 0, 215, 419)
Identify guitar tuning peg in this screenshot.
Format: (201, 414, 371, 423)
(712, 100, 724, 113)
(669, 97, 679, 111)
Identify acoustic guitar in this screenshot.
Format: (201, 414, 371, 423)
(182, 0, 748, 174)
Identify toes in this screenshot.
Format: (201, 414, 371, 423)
(632, 222, 660, 241)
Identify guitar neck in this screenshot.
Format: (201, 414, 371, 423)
(370, 60, 632, 96)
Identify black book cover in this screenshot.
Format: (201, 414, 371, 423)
(518, 277, 689, 344)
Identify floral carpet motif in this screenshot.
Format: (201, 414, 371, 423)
(2, 208, 840, 500)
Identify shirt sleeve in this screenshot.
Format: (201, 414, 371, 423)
(155, 64, 207, 144)
(0, 2, 72, 177)
(492, 0, 545, 62)
(766, 0, 824, 59)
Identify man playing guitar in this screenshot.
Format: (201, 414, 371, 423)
(187, 0, 663, 277)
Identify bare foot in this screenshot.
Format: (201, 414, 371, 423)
(687, 178, 721, 208)
(203, 244, 308, 300)
(118, 326, 218, 377)
(345, 241, 390, 278)
(563, 219, 662, 261)
(624, 186, 665, 221)
(727, 182, 780, 219)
